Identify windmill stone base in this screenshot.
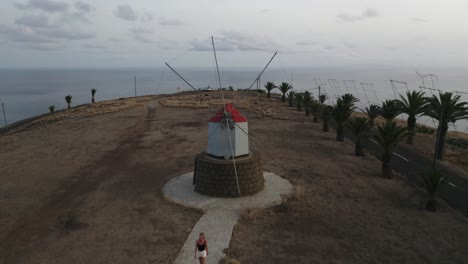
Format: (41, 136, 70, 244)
(193, 151, 264, 197)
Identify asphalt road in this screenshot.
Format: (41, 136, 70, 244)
(331, 121, 468, 214)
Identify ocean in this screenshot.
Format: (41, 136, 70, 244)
(0, 67, 467, 132)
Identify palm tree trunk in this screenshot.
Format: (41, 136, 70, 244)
(425, 195, 437, 212)
(297, 104, 302, 112)
(305, 109, 310, 116)
(267, 91, 271, 98)
(336, 124, 344, 141)
(67, 103, 70, 109)
(313, 115, 318, 123)
(382, 150, 392, 178)
(355, 138, 363, 156)
(92, 97, 95, 103)
(282, 94, 286, 103)
(406, 115, 416, 144)
(323, 120, 329, 132)
(288, 98, 293, 107)
(435, 124, 448, 160)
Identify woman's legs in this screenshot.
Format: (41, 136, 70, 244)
(200, 257, 206, 264)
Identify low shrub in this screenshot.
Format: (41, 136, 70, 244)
(446, 137, 468, 149)
(415, 124, 435, 135)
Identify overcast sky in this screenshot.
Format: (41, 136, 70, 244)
(0, 0, 467, 68)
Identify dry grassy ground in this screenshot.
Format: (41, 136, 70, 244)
(0, 96, 205, 263)
(0, 91, 467, 264)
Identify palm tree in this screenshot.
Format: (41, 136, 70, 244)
(347, 117, 373, 156)
(91, 88, 97, 103)
(288, 91, 295, 107)
(331, 96, 357, 141)
(264, 82, 277, 98)
(419, 168, 448, 212)
(398, 91, 427, 145)
(48, 105, 55, 113)
(303, 91, 313, 116)
(424, 92, 468, 160)
(379, 99, 402, 121)
(65, 95, 72, 109)
(319, 94, 328, 105)
(374, 121, 408, 178)
(341, 93, 359, 106)
(310, 101, 321, 122)
(295, 92, 304, 111)
(319, 105, 333, 132)
(278, 82, 292, 103)
(365, 104, 380, 126)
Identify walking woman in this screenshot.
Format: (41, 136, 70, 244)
(194, 232, 208, 264)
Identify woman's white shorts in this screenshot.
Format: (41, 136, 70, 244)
(196, 250, 207, 258)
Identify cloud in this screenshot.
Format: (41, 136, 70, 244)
(190, 38, 236, 51)
(82, 44, 107, 50)
(130, 27, 153, 43)
(0, 23, 94, 52)
(411, 17, 428, 23)
(141, 12, 153, 22)
(323, 44, 335, 50)
(158, 17, 184, 26)
(108, 37, 124, 43)
(74, 1, 92, 13)
(337, 8, 379, 23)
(362, 8, 378, 18)
(258, 9, 270, 14)
(190, 31, 281, 52)
(15, 14, 52, 28)
(22, 42, 65, 50)
(15, 0, 69, 13)
(115, 4, 137, 21)
(35, 27, 95, 40)
(296, 40, 318, 46)
(0, 25, 55, 44)
(342, 41, 357, 49)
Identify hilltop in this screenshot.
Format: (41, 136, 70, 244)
(0, 91, 467, 263)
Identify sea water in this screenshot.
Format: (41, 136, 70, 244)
(0, 67, 467, 131)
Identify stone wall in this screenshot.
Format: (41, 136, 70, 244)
(194, 152, 264, 197)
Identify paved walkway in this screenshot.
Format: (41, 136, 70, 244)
(164, 172, 293, 264)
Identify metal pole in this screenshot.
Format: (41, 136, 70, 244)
(247, 51, 278, 90)
(318, 85, 321, 99)
(164, 62, 198, 92)
(1, 102, 7, 127)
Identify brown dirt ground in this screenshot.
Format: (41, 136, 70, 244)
(1, 91, 467, 264)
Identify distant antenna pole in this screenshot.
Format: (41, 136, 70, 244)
(134, 74, 137, 97)
(165, 62, 198, 92)
(248, 51, 278, 90)
(1, 100, 7, 127)
(419, 86, 441, 93)
(291, 72, 293, 87)
(318, 85, 321, 103)
(360, 82, 372, 106)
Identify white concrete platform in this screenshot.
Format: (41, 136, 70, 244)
(164, 172, 294, 264)
(163, 171, 294, 211)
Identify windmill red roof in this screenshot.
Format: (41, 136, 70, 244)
(209, 103, 248, 122)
